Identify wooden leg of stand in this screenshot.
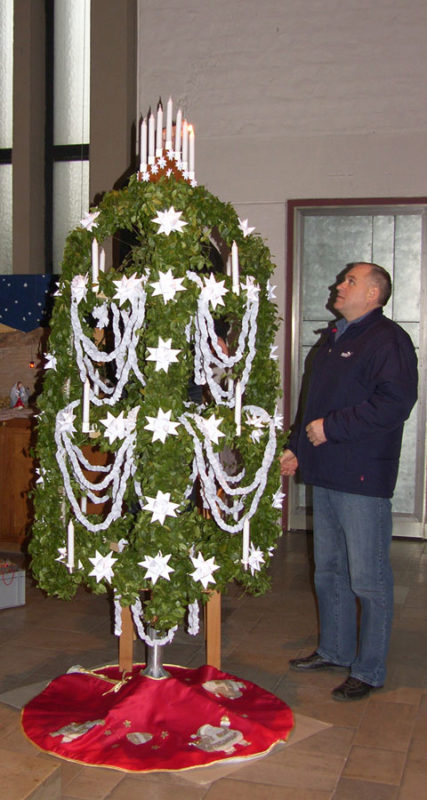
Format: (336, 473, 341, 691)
(206, 591, 221, 669)
(119, 605, 134, 674)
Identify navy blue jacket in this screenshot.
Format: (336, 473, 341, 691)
(288, 307, 418, 498)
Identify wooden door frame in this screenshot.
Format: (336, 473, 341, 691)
(283, 196, 427, 536)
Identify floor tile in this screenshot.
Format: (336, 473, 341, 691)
(342, 745, 406, 785)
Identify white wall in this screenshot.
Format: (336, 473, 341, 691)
(137, 0, 427, 381)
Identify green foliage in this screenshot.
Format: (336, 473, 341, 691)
(29, 173, 287, 632)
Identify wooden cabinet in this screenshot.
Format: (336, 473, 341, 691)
(0, 417, 35, 551)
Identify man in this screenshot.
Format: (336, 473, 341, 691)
(280, 262, 418, 701)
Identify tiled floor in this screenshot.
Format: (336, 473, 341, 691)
(1, 531, 427, 799)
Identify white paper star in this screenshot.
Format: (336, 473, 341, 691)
(142, 171, 150, 182)
(200, 273, 228, 310)
(149, 268, 186, 303)
(152, 206, 188, 236)
(44, 353, 57, 371)
(272, 487, 286, 509)
(35, 467, 45, 485)
(246, 544, 265, 576)
(80, 210, 100, 231)
(146, 337, 181, 372)
(55, 547, 67, 563)
(270, 345, 279, 361)
(190, 552, 220, 589)
(245, 412, 266, 443)
(144, 408, 180, 443)
(100, 408, 138, 444)
(197, 413, 225, 445)
(273, 407, 284, 429)
(238, 218, 256, 237)
(241, 276, 260, 302)
(150, 163, 159, 174)
(138, 551, 174, 585)
(71, 274, 89, 303)
(88, 550, 117, 583)
(157, 155, 167, 168)
(92, 302, 110, 329)
(57, 409, 76, 434)
(112, 273, 145, 306)
(266, 279, 277, 301)
(142, 490, 180, 525)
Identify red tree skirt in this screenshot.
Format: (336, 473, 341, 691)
(21, 664, 294, 772)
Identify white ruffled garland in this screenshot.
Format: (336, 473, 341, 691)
(55, 400, 139, 532)
(71, 280, 147, 405)
(54, 262, 276, 646)
(187, 270, 259, 405)
(179, 405, 277, 533)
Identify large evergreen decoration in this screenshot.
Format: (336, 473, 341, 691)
(30, 158, 286, 642)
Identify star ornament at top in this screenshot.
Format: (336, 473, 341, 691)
(80, 210, 100, 231)
(238, 218, 255, 237)
(149, 268, 186, 303)
(112, 273, 145, 306)
(142, 490, 180, 525)
(88, 550, 118, 583)
(138, 551, 174, 585)
(144, 408, 180, 443)
(200, 273, 228, 310)
(190, 552, 220, 589)
(152, 206, 188, 236)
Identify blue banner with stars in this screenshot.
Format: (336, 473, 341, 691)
(0, 275, 58, 332)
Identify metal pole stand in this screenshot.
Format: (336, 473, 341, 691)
(141, 627, 171, 679)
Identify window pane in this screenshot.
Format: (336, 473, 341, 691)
(0, 0, 13, 148)
(54, 0, 90, 145)
(53, 161, 89, 271)
(0, 164, 12, 273)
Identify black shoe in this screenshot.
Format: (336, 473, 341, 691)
(289, 651, 347, 672)
(332, 676, 382, 702)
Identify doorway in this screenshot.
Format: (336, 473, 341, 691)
(286, 199, 427, 538)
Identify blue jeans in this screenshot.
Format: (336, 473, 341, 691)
(313, 486, 393, 687)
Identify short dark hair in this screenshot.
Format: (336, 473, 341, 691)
(353, 262, 392, 306)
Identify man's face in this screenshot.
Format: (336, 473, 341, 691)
(333, 263, 379, 321)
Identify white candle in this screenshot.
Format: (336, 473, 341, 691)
(156, 100, 163, 155)
(140, 116, 147, 172)
(94, 369, 100, 397)
(81, 495, 87, 513)
(182, 119, 188, 169)
(226, 254, 232, 277)
(99, 247, 105, 273)
(188, 124, 195, 175)
(82, 378, 90, 431)
(175, 108, 182, 158)
(235, 380, 242, 436)
(242, 518, 250, 568)
(92, 239, 99, 285)
(166, 97, 173, 151)
(148, 113, 155, 163)
(231, 241, 240, 295)
(67, 519, 75, 571)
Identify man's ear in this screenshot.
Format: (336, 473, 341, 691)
(368, 284, 380, 302)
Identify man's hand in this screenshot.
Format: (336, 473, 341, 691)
(280, 449, 299, 476)
(305, 418, 327, 446)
